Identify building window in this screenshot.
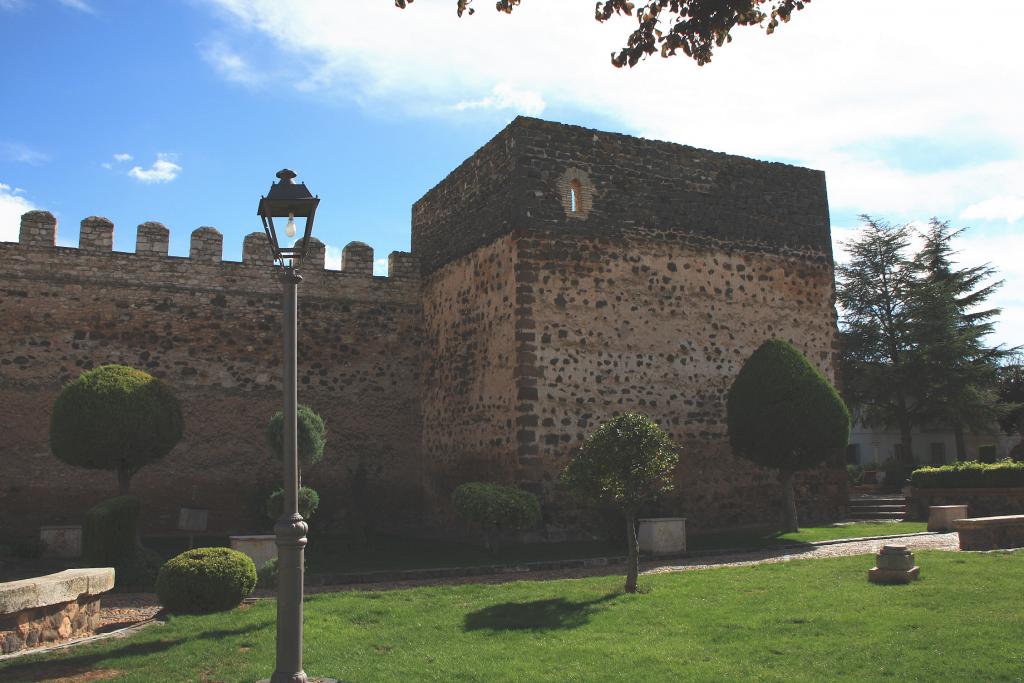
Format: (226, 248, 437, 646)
(978, 445, 997, 463)
(845, 443, 861, 465)
(929, 442, 946, 465)
(568, 179, 583, 214)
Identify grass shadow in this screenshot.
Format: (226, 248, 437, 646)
(0, 618, 272, 682)
(464, 593, 619, 633)
(0, 637, 182, 683)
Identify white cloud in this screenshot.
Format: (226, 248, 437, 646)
(0, 182, 36, 243)
(128, 153, 182, 183)
(58, 0, 94, 12)
(103, 152, 134, 170)
(373, 257, 388, 276)
(1, 141, 49, 165)
(200, 41, 262, 87)
(961, 196, 1024, 224)
(0, 0, 26, 10)
(454, 83, 545, 116)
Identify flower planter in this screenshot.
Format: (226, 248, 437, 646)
(638, 517, 686, 555)
(229, 534, 276, 570)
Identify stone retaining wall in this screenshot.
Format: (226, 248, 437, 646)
(0, 568, 113, 654)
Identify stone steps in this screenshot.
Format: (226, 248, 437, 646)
(847, 496, 907, 521)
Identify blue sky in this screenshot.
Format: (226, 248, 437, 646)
(1, 0, 1022, 347)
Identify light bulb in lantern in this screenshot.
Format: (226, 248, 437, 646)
(285, 212, 297, 238)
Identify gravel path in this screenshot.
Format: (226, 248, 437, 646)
(644, 532, 959, 576)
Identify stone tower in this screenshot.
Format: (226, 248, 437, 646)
(415, 117, 842, 528)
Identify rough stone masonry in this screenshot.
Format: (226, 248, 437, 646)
(0, 117, 845, 536)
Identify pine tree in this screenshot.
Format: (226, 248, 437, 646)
(836, 215, 921, 464)
(911, 219, 1010, 459)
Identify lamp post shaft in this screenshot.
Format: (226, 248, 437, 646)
(272, 267, 308, 683)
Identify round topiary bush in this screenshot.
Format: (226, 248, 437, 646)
(156, 547, 257, 614)
(265, 405, 327, 467)
(50, 365, 183, 493)
(266, 486, 320, 521)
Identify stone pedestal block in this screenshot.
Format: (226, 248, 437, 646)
(229, 534, 276, 570)
(39, 525, 82, 559)
(868, 545, 919, 584)
(928, 505, 968, 532)
(638, 518, 686, 555)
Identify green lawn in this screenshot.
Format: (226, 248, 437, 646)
(3, 550, 1021, 682)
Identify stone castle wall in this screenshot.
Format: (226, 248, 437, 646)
(1, 116, 845, 537)
(0, 212, 424, 533)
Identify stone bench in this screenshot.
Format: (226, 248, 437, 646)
(954, 515, 1024, 551)
(0, 568, 114, 654)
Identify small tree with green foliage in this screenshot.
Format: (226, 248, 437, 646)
(726, 339, 850, 532)
(452, 482, 541, 553)
(265, 405, 327, 523)
(562, 413, 679, 593)
(265, 404, 327, 469)
(50, 365, 183, 494)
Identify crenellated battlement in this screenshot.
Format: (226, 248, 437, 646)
(8, 210, 420, 282)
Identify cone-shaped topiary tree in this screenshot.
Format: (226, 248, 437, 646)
(50, 365, 184, 494)
(726, 339, 851, 532)
(562, 413, 679, 593)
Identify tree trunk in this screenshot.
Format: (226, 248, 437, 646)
(953, 423, 967, 461)
(780, 469, 799, 533)
(624, 513, 639, 593)
(116, 466, 131, 495)
(897, 413, 915, 466)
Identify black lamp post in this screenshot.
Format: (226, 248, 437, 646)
(256, 169, 330, 683)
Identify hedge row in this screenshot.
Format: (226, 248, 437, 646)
(911, 460, 1024, 489)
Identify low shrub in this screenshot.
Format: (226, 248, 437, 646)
(256, 557, 278, 589)
(847, 464, 864, 486)
(452, 482, 541, 552)
(266, 486, 320, 521)
(156, 547, 257, 613)
(254, 556, 308, 590)
(115, 546, 163, 592)
(911, 459, 1024, 489)
(83, 496, 141, 565)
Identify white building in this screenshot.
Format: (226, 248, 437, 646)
(847, 419, 1020, 467)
